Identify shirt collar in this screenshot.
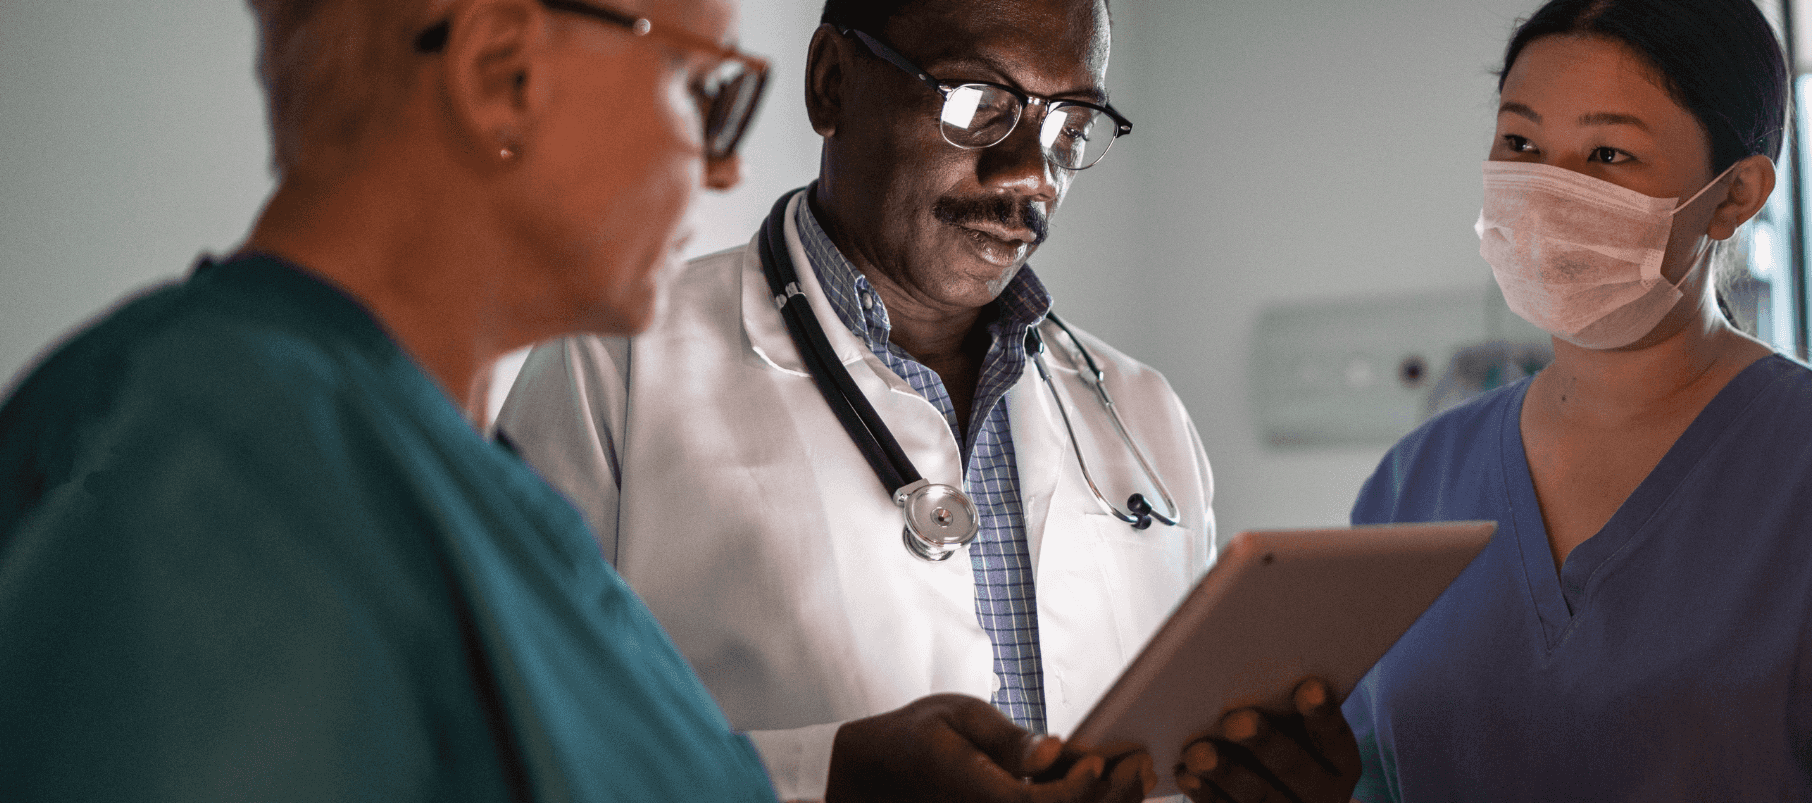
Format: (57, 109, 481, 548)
(793, 196, 1053, 354)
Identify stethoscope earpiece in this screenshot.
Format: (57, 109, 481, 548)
(1127, 494, 1153, 530)
(1127, 494, 1148, 514)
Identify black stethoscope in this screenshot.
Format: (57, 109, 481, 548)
(757, 192, 1180, 561)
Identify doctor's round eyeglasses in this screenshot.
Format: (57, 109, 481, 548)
(839, 26, 1132, 171)
(414, 0, 770, 162)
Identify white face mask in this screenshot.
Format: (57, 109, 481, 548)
(1474, 160, 1734, 350)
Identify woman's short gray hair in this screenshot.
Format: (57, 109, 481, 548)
(246, 0, 447, 173)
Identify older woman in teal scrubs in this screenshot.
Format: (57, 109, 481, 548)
(0, 1, 1148, 801)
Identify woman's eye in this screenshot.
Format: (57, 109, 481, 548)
(1502, 134, 1534, 153)
(1588, 146, 1626, 164)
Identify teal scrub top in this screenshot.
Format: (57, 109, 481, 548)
(0, 254, 778, 803)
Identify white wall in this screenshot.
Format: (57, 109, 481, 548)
(1026, 0, 1538, 538)
(0, 0, 270, 392)
(1, 0, 1541, 537)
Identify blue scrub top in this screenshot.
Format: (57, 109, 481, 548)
(0, 254, 777, 803)
(1346, 355, 1812, 802)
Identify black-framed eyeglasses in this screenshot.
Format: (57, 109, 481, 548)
(415, 0, 769, 161)
(839, 27, 1131, 171)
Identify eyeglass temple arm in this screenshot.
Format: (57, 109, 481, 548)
(540, 0, 644, 31)
(545, 0, 770, 70)
(1104, 105, 1133, 137)
(417, 0, 644, 53)
(841, 27, 950, 99)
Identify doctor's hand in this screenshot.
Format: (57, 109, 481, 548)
(1175, 678, 1360, 803)
(825, 693, 1153, 803)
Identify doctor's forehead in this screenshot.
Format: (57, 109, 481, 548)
(888, 0, 1111, 85)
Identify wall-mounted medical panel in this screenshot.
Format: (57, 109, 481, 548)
(1249, 287, 1549, 448)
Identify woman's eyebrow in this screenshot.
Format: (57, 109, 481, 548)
(1499, 101, 1540, 122)
(1497, 103, 1650, 132)
(1576, 111, 1650, 131)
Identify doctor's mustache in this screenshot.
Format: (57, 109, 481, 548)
(932, 195, 1049, 247)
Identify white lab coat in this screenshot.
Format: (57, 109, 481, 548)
(498, 192, 1215, 801)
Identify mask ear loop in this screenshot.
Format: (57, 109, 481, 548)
(1678, 157, 1768, 325)
(1669, 159, 1753, 290)
(1670, 159, 1748, 213)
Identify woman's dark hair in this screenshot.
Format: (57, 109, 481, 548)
(1500, 0, 1789, 172)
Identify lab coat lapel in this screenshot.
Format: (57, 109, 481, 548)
(1018, 321, 1138, 735)
(739, 191, 967, 495)
(741, 193, 860, 376)
(1008, 336, 1068, 571)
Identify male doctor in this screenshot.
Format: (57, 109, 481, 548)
(501, 0, 1347, 800)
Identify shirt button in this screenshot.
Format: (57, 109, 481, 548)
(859, 291, 875, 310)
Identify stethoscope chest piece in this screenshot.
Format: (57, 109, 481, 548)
(894, 479, 980, 562)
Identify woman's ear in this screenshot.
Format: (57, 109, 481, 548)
(441, 0, 546, 163)
(1708, 153, 1777, 241)
(805, 23, 851, 138)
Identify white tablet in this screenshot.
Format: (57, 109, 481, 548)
(1066, 521, 1494, 797)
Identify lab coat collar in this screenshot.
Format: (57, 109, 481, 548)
(741, 190, 871, 375)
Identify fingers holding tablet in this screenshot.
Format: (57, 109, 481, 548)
(826, 694, 1157, 803)
(1175, 677, 1361, 803)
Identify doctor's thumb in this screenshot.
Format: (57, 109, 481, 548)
(933, 694, 1053, 774)
(1019, 733, 1065, 776)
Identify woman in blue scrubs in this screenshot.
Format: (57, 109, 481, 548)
(1344, 0, 1812, 800)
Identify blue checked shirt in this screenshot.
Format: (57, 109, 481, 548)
(797, 201, 1052, 733)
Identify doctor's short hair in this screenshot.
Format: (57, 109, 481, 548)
(821, 0, 1109, 36)
(1499, 0, 1788, 174)
(819, 0, 913, 33)
(247, 0, 447, 174)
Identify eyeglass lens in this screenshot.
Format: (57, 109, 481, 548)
(938, 84, 1116, 170)
(700, 61, 765, 159)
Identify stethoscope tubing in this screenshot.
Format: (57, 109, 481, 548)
(757, 194, 921, 493)
(1031, 318, 1181, 529)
